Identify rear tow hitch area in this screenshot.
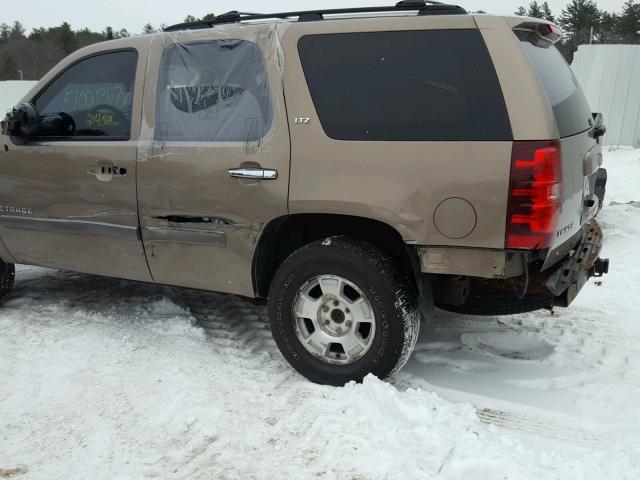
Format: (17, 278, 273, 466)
(546, 219, 608, 306)
(590, 258, 610, 278)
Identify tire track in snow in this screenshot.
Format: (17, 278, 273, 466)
(397, 372, 613, 448)
(402, 308, 640, 448)
(476, 408, 608, 447)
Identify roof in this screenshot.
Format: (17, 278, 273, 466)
(164, 1, 468, 32)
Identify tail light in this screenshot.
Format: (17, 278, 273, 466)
(506, 141, 562, 249)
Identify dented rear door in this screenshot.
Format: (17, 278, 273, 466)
(137, 26, 290, 296)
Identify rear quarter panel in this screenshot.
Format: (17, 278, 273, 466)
(281, 16, 514, 249)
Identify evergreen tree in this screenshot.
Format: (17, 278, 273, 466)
(142, 23, 157, 34)
(559, 0, 601, 45)
(616, 0, 640, 42)
(50, 22, 77, 55)
(184, 15, 198, 22)
(599, 12, 619, 43)
(9, 21, 26, 40)
(516, 2, 553, 20)
(0, 23, 10, 43)
(528, 1, 545, 18)
(542, 2, 556, 22)
(75, 27, 104, 48)
(29, 27, 47, 41)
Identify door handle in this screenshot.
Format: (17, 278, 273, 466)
(227, 168, 278, 180)
(87, 161, 127, 182)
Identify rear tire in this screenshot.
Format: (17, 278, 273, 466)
(0, 260, 15, 305)
(268, 236, 419, 386)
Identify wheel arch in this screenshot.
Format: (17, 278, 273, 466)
(252, 213, 417, 298)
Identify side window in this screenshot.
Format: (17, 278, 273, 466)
(35, 50, 138, 139)
(155, 40, 272, 142)
(298, 30, 512, 142)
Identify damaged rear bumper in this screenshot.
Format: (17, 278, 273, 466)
(545, 219, 608, 307)
(419, 219, 608, 315)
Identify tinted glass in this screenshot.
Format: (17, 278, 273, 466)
(518, 33, 592, 138)
(155, 40, 272, 142)
(297, 30, 512, 141)
(35, 50, 137, 138)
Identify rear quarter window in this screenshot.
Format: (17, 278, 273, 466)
(517, 32, 593, 138)
(297, 29, 512, 142)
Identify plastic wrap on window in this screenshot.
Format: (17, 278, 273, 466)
(138, 22, 289, 158)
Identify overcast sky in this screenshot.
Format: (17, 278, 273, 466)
(3, 0, 629, 34)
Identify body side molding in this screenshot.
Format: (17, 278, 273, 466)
(0, 216, 139, 240)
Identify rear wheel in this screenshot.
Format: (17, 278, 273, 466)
(0, 260, 15, 305)
(268, 237, 419, 386)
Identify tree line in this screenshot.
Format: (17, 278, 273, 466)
(1, 1, 639, 80)
(0, 13, 214, 81)
(515, 0, 640, 59)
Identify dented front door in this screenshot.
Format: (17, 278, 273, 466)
(137, 27, 290, 296)
(0, 42, 152, 281)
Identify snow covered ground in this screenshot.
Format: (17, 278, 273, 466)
(1, 148, 639, 480)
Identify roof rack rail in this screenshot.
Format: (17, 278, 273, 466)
(164, 1, 467, 32)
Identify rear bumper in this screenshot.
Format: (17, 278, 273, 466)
(546, 218, 608, 307)
(420, 219, 608, 314)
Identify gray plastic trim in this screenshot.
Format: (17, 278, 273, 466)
(0, 216, 139, 240)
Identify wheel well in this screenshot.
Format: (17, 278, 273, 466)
(253, 214, 416, 298)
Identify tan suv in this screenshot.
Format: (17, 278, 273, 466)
(0, 1, 609, 385)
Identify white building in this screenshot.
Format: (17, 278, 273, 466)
(572, 44, 640, 147)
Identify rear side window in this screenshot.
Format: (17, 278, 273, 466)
(297, 30, 512, 141)
(155, 40, 272, 142)
(517, 32, 592, 138)
(35, 50, 137, 139)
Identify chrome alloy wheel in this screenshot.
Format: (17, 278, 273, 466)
(292, 275, 376, 365)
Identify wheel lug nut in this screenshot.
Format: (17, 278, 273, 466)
(323, 306, 329, 313)
(324, 319, 330, 325)
(333, 300, 339, 306)
(346, 308, 350, 313)
(336, 326, 342, 333)
(345, 321, 352, 328)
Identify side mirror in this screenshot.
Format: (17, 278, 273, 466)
(0, 112, 10, 136)
(39, 112, 76, 137)
(6, 103, 41, 139)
